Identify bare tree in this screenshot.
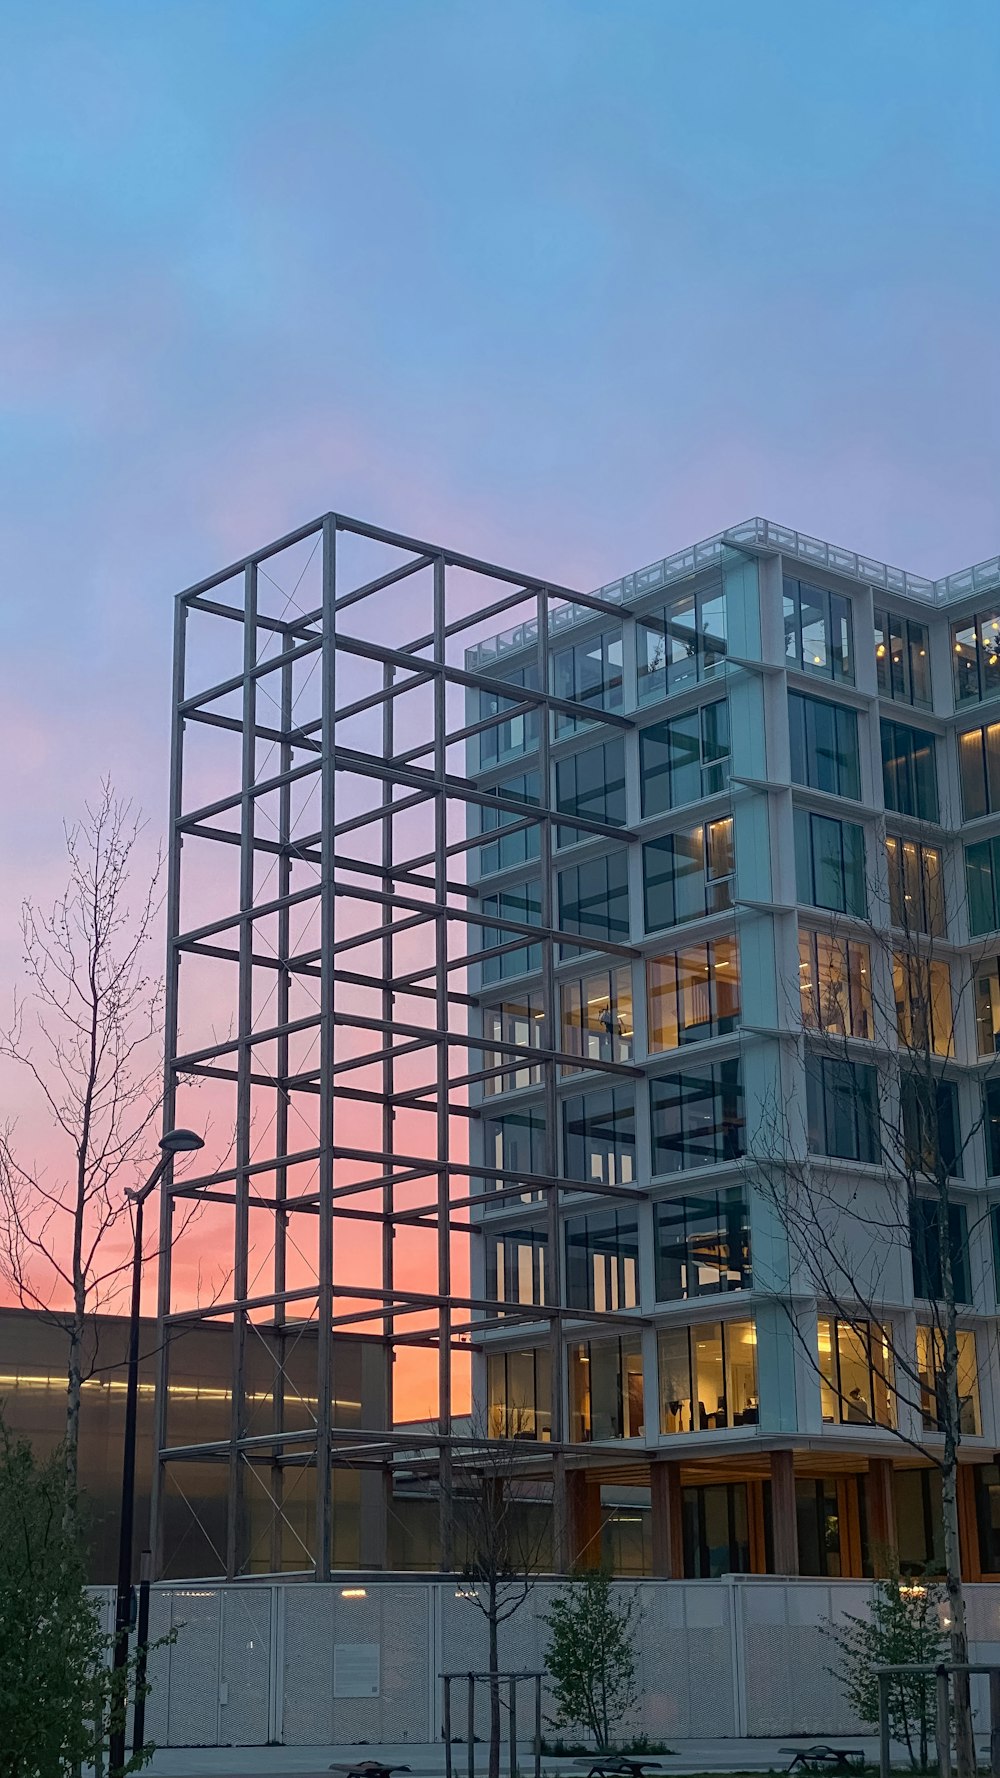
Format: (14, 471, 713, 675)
(747, 831, 999, 1778)
(0, 784, 164, 1504)
(452, 1414, 550, 1778)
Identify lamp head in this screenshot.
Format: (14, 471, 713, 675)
(158, 1128, 204, 1155)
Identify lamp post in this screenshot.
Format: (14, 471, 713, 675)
(109, 1127, 204, 1776)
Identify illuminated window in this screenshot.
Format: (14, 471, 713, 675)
(486, 1230, 547, 1307)
(570, 1335, 644, 1440)
(958, 721, 1000, 821)
(658, 1320, 758, 1434)
(893, 954, 953, 1056)
(559, 965, 633, 1075)
(646, 938, 740, 1051)
(875, 608, 931, 707)
(886, 835, 944, 937)
(952, 608, 1000, 707)
(799, 929, 873, 1039)
(817, 1316, 895, 1427)
(916, 1326, 980, 1435)
(487, 1348, 551, 1438)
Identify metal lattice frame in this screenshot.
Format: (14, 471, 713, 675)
(150, 512, 650, 1580)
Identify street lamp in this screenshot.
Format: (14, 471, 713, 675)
(109, 1127, 203, 1776)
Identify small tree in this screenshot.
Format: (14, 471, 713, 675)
(823, 1564, 949, 1770)
(543, 1570, 640, 1752)
(452, 1417, 549, 1778)
(0, 1416, 159, 1778)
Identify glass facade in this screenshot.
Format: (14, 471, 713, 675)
(552, 628, 624, 737)
(783, 576, 854, 682)
(636, 579, 727, 702)
(569, 1335, 644, 1440)
(900, 1075, 962, 1179)
(479, 879, 541, 983)
(875, 607, 931, 707)
(793, 809, 866, 915)
(916, 1326, 980, 1435)
(559, 965, 633, 1073)
(558, 850, 630, 946)
(562, 1087, 636, 1186)
(951, 606, 1000, 707)
(818, 1316, 895, 1426)
(975, 960, 1000, 1056)
(486, 1229, 547, 1307)
(487, 1348, 551, 1437)
(653, 1187, 750, 1298)
(893, 954, 953, 1056)
(967, 836, 1000, 936)
(881, 719, 939, 820)
(789, 692, 861, 799)
(477, 770, 541, 875)
(639, 699, 729, 817)
(642, 818, 734, 931)
(647, 939, 740, 1050)
(556, 737, 627, 842)
(649, 1062, 744, 1173)
(482, 992, 544, 1095)
(477, 663, 540, 768)
(798, 928, 873, 1039)
(886, 835, 944, 937)
(566, 1207, 640, 1311)
(486, 1108, 545, 1200)
(958, 720, 1000, 820)
(909, 1198, 970, 1303)
(806, 1054, 880, 1162)
(658, 1320, 758, 1433)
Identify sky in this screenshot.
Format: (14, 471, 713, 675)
(1, 1, 999, 1402)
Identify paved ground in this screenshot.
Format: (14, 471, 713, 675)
(145, 1735, 958, 1776)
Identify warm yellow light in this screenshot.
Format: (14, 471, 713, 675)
(341, 1587, 367, 1599)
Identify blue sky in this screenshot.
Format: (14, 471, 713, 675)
(1, 0, 999, 887)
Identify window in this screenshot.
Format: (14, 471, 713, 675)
(894, 954, 953, 1056)
(479, 880, 541, 984)
(986, 1081, 1000, 1174)
(958, 721, 1000, 821)
(555, 737, 627, 844)
(552, 628, 623, 737)
(881, 720, 939, 821)
(649, 1062, 745, 1173)
(976, 961, 1000, 1056)
(789, 693, 861, 799)
(910, 1199, 970, 1303)
(967, 838, 1000, 937)
(793, 810, 866, 915)
(482, 993, 545, 1096)
(565, 1208, 640, 1311)
(477, 663, 540, 768)
(658, 1320, 758, 1433)
(642, 819, 734, 932)
(818, 1316, 895, 1426)
(487, 1347, 550, 1438)
(570, 1335, 644, 1440)
(683, 1482, 750, 1578)
(485, 1108, 545, 1201)
(784, 577, 854, 682)
(887, 835, 945, 937)
(916, 1326, 980, 1435)
(486, 1230, 547, 1307)
(654, 1187, 750, 1298)
(559, 966, 633, 1074)
(640, 700, 730, 817)
(799, 929, 873, 1039)
(647, 938, 740, 1051)
(557, 851, 630, 948)
(806, 1054, 880, 1162)
(637, 579, 727, 702)
(951, 607, 1000, 708)
(875, 608, 931, 708)
(476, 771, 541, 876)
(901, 1075, 962, 1179)
(562, 1087, 636, 1186)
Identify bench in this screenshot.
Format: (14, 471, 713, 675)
(572, 1760, 666, 1778)
(779, 1747, 866, 1774)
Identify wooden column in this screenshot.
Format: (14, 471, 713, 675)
(650, 1459, 685, 1578)
(565, 1468, 602, 1571)
(958, 1464, 982, 1583)
(866, 1459, 898, 1576)
(770, 1449, 799, 1575)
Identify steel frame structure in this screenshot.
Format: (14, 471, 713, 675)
(151, 512, 650, 1580)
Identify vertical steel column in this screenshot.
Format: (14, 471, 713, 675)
(380, 658, 396, 1564)
(434, 555, 453, 1568)
(269, 635, 295, 1574)
(536, 587, 566, 1562)
(227, 560, 257, 1577)
(315, 515, 338, 1578)
(149, 590, 188, 1574)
